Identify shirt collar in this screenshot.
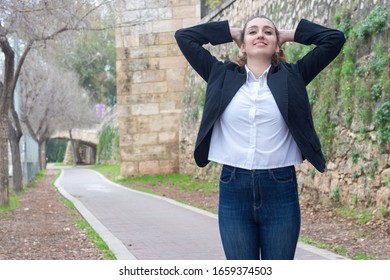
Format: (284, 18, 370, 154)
(245, 64, 271, 83)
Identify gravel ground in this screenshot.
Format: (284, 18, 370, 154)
(0, 169, 104, 260)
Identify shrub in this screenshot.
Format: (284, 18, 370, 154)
(357, 6, 388, 38)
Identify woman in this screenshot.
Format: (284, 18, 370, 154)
(175, 16, 345, 260)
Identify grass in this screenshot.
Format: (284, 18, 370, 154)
(89, 163, 121, 181)
(298, 236, 375, 259)
(352, 252, 376, 260)
(0, 171, 47, 212)
(89, 163, 218, 194)
(132, 187, 158, 195)
(116, 173, 218, 194)
(299, 236, 327, 249)
(335, 207, 374, 224)
(59, 190, 116, 260)
(52, 162, 66, 167)
(0, 191, 21, 212)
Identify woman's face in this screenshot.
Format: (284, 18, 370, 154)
(240, 17, 279, 61)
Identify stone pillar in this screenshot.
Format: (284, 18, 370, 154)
(116, 0, 199, 175)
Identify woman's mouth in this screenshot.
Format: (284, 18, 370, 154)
(254, 41, 267, 46)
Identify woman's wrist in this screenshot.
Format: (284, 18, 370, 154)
(230, 27, 243, 47)
(278, 30, 296, 46)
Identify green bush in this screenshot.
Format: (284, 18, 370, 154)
(357, 6, 388, 38)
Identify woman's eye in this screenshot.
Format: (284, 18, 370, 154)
(265, 31, 272, 35)
(249, 30, 257, 35)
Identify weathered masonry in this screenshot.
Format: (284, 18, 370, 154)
(115, 0, 199, 175)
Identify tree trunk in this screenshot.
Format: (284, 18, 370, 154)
(0, 112, 9, 207)
(0, 31, 14, 207)
(39, 140, 47, 170)
(8, 124, 23, 192)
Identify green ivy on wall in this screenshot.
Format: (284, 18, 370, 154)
(97, 126, 120, 163)
(283, 5, 389, 159)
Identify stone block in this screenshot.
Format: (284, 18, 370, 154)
(153, 81, 168, 93)
(128, 22, 154, 35)
(166, 80, 185, 93)
(119, 116, 138, 134)
(121, 34, 140, 48)
(132, 69, 166, 83)
(161, 114, 180, 131)
(159, 56, 187, 69)
(121, 161, 139, 176)
(119, 134, 134, 146)
(158, 7, 173, 20)
(138, 115, 164, 132)
(121, 10, 142, 22)
(149, 45, 168, 57)
(158, 32, 176, 45)
(172, 5, 196, 19)
(139, 160, 160, 175)
(139, 33, 159, 46)
(160, 101, 181, 113)
(131, 103, 160, 116)
(159, 131, 177, 144)
(116, 47, 131, 60)
(159, 160, 179, 174)
(168, 0, 197, 6)
(133, 133, 159, 145)
(131, 83, 155, 95)
(167, 44, 183, 56)
(127, 59, 151, 71)
(152, 19, 183, 33)
(166, 67, 186, 81)
(130, 47, 149, 59)
(125, 0, 146, 10)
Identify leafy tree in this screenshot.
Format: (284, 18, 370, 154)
(60, 23, 116, 105)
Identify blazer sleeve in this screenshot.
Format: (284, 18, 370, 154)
(175, 21, 233, 82)
(294, 19, 346, 85)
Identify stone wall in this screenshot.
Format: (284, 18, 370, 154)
(179, 0, 390, 210)
(115, 0, 199, 175)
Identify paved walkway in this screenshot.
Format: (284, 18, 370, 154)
(54, 166, 348, 260)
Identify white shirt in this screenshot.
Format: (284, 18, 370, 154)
(208, 65, 303, 169)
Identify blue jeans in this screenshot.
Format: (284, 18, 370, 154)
(218, 165, 301, 260)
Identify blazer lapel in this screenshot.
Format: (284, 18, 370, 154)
(219, 68, 246, 115)
(268, 68, 289, 125)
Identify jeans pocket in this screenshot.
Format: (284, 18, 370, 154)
(220, 166, 236, 184)
(269, 167, 294, 183)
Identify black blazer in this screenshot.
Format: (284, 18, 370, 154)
(175, 19, 345, 172)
